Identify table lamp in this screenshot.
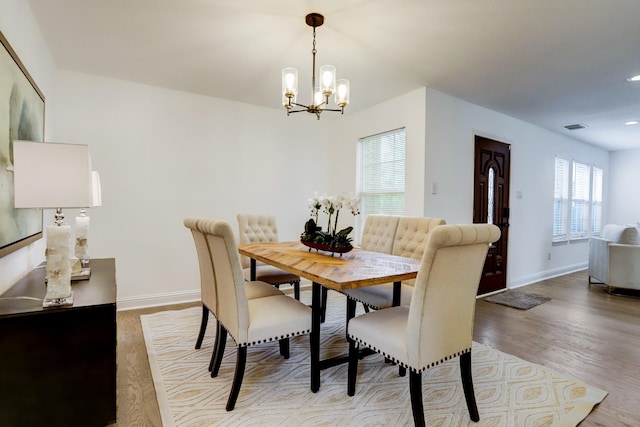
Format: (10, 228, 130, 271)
(13, 140, 93, 307)
(75, 171, 102, 270)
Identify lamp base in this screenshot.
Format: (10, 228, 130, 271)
(43, 292, 74, 308)
(45, 268, 91, 282)
(72, 267, 91, 280)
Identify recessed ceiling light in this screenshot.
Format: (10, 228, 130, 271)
(627, 75, 640, 82)
(625, 120, 639, 125)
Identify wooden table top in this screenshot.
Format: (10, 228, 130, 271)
(238, 241, 421, 291)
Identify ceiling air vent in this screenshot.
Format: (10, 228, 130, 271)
(564, 123, 587, 130)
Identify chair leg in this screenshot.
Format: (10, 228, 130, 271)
(195, 304, 209, 349)
(279, 338, 290, 359)
(347, 340, 359, 396)
(293, 280, 301, 300)
(363, 304, 370, 313)
(207, 318, 220, 372)
(399, 366, 406, 377)
(409, 371, 425, 427)
(210, 324, 227, 378)
(226, 346, 247, 411)
(460, 352, 480, 422)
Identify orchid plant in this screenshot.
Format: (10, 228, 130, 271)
(302, 192, 360, 249)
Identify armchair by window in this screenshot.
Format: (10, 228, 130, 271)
(588, 224, 640, 293)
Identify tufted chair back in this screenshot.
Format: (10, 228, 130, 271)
(407, 223, 500, 371)
(184, 218, 219, 322)
(194, 217, 251, 344)
(391, 216, 446, 286)
(237, 214, 280, 269)
(360, 215, 400, 254)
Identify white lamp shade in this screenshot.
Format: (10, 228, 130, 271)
(13, 140, 93, 209)
(92, 171, 102, 207)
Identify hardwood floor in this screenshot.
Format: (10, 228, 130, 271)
(114, 271, 639, 426)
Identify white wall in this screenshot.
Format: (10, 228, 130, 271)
(331, 88, 427, 238)
(54, 70, 334, 308)
(423, 89, 609, 287)
(0, 0, 56, 294)
(608, 148, 640, 225)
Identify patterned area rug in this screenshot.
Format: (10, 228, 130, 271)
(141, 291, 606, 427)
(483, 290, 552, 310)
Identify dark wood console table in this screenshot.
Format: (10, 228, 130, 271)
(0, 258, 117, 426)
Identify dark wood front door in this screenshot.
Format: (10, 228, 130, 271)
(474, 136, 510, 295)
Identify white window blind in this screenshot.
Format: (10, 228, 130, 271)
(591, 166, 603, 235)
(571, 161, 591, 238)
(357, 128, 406, 240)
(553, 157, 570, 240)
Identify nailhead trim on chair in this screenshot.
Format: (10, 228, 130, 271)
(349, 335, 471, 373)
(264, 279, 301, 287)
(231, 328, 312, 348)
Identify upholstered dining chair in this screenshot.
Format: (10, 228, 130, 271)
(185, 218, 282, 355)
(184, 217, 312, 411)
(342, 216, 445, 321)
(237, 214, 301, 300)
(347, 223, 501, 427)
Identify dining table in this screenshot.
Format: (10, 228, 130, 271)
(237, 241, 422, 392)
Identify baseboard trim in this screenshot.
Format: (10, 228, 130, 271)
(117, 290, 201, 311)
(116, 280, 314, 311)
(509, 262, 587, 289)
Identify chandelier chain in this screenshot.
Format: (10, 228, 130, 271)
(312, 26, 317, 55)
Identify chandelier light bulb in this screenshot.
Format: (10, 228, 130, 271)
(319, 65, 336, 96)
(336, 79, 350, 107)
(282, 68, 298, 98)
(314, 88, 325, 109)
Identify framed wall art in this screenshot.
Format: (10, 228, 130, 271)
(0, 30, 45, 258)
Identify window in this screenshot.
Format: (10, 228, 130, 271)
(553, 157, 603, 242)
(356, 128, 406, 241)
(571, 162, 591, 238)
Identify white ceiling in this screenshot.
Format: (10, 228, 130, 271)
(26, 0, 640, 151)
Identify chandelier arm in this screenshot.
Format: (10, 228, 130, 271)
(290, 101, 310, 109)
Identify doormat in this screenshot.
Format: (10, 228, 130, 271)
(483, 290, 551, 310)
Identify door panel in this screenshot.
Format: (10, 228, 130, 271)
(474, 136, 510, 295)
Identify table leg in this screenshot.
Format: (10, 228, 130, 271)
(392, 281, 401, 306)
(311, 281, 321, 392)
(250, 259, 256, 281)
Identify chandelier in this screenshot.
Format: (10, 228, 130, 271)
(282, 13, 350, 119)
